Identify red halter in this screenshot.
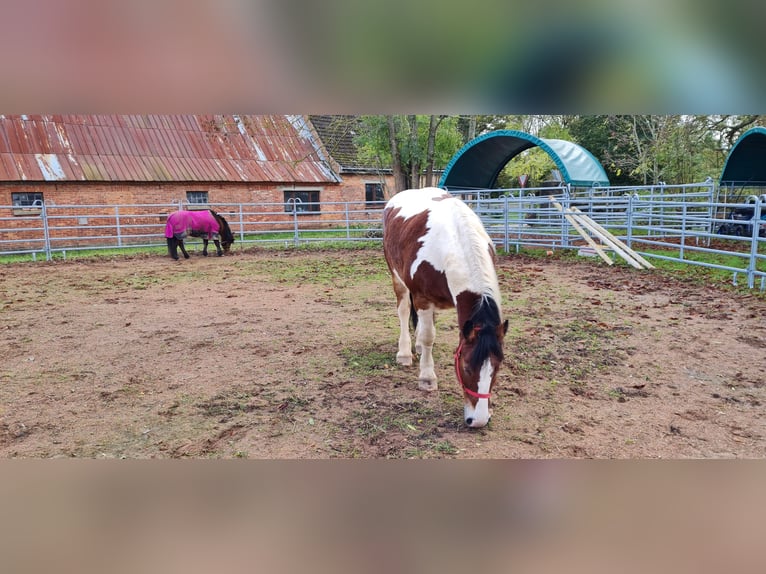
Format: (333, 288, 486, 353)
(454, 338, 492, 400)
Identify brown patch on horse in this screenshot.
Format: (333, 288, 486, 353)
(382, 208, 428, 279)
(410, 261, 452, 310)
(384, 207, 453, 311)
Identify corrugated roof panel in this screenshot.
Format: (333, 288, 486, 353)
(0, 153, 20, 179)
(0, 122, 11, 153)
(35, 154, 66, 181)
(0, 115, 340, 184)
(7, 121, 25, 153)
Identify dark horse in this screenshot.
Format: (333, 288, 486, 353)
(165, 209, 234, 260)
(383, 188, 508, 428)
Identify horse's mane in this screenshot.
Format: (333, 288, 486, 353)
(466, 296, 504, 371)
(454, 206, 501, 303)
(210, 209, 234, 244)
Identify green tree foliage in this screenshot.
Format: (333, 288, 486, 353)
(354, 115, 464, 191)
(567, 115, 728, 185)
(348, 115, 765, 191)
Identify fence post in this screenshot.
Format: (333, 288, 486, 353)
(561, 186, 571, 248)
(115, 205, 123, 247)
(706, 178, 715, 243)
(238, 203, 245, 244)
(503, 193, 509, 253)
(41, 201, 52, 261)
(626, 193, 634, 248)
(680, 203, 687, 260)
(345, 202, 351, 239)
(747, 198, 763, 289)
(286, 197, 301, 246)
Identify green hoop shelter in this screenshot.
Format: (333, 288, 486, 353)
(439, 129, 609, 190)
(720, 127, 766, 187)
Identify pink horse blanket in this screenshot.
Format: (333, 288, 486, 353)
(165, 210, 220, 240)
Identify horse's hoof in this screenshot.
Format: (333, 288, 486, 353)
(418, 379, 438, 392)
(183, 254, 190, 259)
(171, 256, 179, 261)
(217, 252, 223, 257)
(202, 252, 208, 257)
(396, 354, 412, 366)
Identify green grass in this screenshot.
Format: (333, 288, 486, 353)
(238, 250, 388, 287)
(340, 345, 396, 375)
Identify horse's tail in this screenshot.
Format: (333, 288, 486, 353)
(409, 293, 418, 330)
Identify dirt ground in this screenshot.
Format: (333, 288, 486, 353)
(1, 245, 764, 458)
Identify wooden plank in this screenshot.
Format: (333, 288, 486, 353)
(570, 207, 655, 269)
(549, 197, 613, 265)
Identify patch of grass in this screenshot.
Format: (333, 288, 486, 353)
(342, 398, 461, 458)
(432, 440, 458, 455)
(238, 252, 388, 287)
(340, 345, 396, 375)
(196, 389, 260, 421)
(277, 395, 312, 414)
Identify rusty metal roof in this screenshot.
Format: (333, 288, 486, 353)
(0, 114, 340, 184)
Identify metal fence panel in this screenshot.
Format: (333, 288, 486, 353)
(1, 184, 764, 289)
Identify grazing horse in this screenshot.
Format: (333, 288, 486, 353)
(383, 188, 508, 428)
(165, 209, 234, 260)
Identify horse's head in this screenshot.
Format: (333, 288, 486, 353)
(455, 300, 508, 428)
(211, 210, 235, 253)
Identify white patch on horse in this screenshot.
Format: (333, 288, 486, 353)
(464, 359, 493, 427)
(388, 188, 501, 308)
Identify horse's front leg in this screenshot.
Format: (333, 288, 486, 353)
(178, 240, 190, 259)
(167, 237, 179, 260)
(202, 239, 209, 256)
(213, 239, 223, 256)
(415, 305, 437, 391)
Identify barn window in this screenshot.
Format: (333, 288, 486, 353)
(284, 190, 320, 213)
(186, 191, 209, 204)
(365, 182, 385, 207)
(11, 192, 44, 216)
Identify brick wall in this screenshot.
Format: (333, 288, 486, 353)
(0, 177, 395, 249)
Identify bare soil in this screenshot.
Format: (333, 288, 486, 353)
(1, 246, 764, 458)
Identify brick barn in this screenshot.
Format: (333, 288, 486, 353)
(0, 114, 351, 238)
(309, 115, 394, 207)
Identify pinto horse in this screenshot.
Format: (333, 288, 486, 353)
(165, 209, 234, 260)
(383, 188, 508, 428)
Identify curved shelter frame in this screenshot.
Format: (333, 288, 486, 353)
(438, 129, 610, 190)
(720, 127, 766, 189)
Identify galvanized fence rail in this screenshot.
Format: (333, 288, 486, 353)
(1, 183, 764, 289)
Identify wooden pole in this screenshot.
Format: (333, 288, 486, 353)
(549, 197, 613, 265)
(570, 206, 655, 269)
(566, 210, 645, 269)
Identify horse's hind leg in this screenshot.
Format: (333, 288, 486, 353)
(213, 239, 223, 256)
(391, 272, 413, 366)
(178, 240, 190, 259)
(415, 305, 437, 391)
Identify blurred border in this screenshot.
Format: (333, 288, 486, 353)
(1, 0, 764, 113)
(1, 460, 765, 573)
